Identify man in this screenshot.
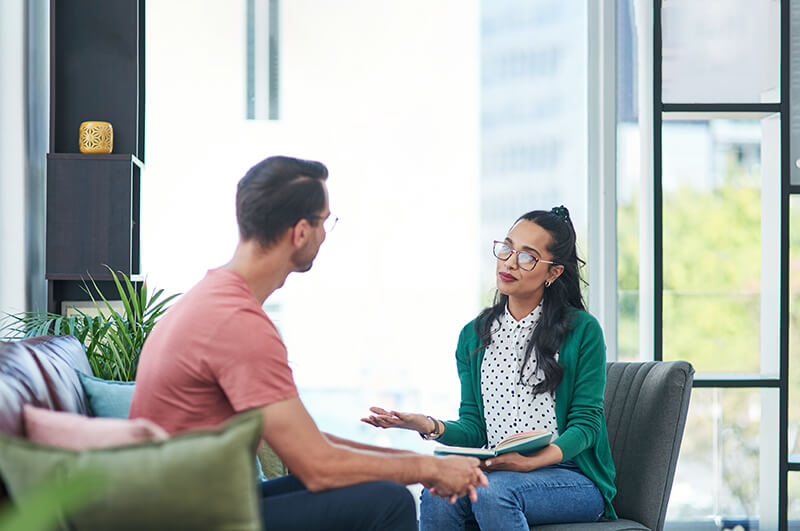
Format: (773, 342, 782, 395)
(129, 156, 487, 530)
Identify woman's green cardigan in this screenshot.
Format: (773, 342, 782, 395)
(438, 310, 618, 520)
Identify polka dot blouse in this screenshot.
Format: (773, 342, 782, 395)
(480, 302, 559, 449)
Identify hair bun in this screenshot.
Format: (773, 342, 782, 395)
(551, 205, 570, 222)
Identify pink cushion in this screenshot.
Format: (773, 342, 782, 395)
(23, 405, 169, 450)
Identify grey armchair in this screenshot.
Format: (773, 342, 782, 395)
(537, 360, 694, 531)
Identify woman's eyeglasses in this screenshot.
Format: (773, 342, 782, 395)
(492, 240, 556, 271)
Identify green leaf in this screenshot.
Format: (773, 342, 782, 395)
(53, 317, 63, 336)
(121, 270, 143, 322)
(0, 468, 104, 531)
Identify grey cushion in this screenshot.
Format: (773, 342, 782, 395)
(540, 361, 694, 531)
(536, 519, 649, 531)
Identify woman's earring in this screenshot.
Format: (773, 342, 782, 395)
(544, 280, 552, 288)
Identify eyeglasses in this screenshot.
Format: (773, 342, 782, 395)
(310, 214, 338, 233)
(492, 240, 556, 271)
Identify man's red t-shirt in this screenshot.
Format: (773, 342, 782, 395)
(129, 268, 298, 434)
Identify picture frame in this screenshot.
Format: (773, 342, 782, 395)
(61, 300, 127, 318)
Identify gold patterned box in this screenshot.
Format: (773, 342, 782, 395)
(79, 121, 113, 154)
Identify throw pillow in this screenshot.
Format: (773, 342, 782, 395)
(0, 408, 263, 531)
(76, 370, 135, 418)
(258, 441, 289, 479)
(23, 405, 168, 450)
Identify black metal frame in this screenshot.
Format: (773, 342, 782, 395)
(692, 379, 780, 388)
(781, 0, 792, 524)
(652, 1, 791, 528)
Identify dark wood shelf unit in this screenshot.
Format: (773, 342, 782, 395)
(48, 153, 144, 165)
(50, 0, 144, 161)
(46, 0, 145, 315)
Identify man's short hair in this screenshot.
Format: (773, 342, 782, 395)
(236, 156, 329, 247)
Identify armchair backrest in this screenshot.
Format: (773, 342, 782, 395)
(604, 361, 694, 531)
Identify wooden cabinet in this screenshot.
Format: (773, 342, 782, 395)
(46, 154, 142, 280)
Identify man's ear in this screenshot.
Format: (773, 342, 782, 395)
(290, 218, 312, 248)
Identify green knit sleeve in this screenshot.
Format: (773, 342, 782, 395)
(437, 323, 487, 449)
(552, 315, 607, 460)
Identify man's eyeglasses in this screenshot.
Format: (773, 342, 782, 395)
(492, 241, 556, 271)
(310, 214, 339, 233)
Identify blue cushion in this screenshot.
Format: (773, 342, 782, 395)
(76, 371, 135, 418)
(75, 370, 269, 480)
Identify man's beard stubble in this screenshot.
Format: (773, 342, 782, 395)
(290, 243, 318, 273)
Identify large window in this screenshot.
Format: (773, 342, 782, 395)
(790, 195, 800, 508)
(144, 0, 588, 457)
(669, 388, 769, 524)
(616, 0, 642, 363)
(661, 0, 779, 104)
(618, 0, 790, 527)
(661, 117, 772, 375)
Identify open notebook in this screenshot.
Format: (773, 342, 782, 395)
(433, 431, 552, 459)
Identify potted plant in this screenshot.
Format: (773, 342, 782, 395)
(0, 268, 179, 382)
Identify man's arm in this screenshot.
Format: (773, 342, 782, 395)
(260, 397, 487, 496)
(322, 432, 414, 455)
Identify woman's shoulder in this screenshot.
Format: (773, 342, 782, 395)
(564, 309, 604, 341)
(458, 318, 480, 341)
(567, 308, 600, 328)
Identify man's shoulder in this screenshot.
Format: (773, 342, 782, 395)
(144, 272, 282, 364)
(175, 269, 275, 331)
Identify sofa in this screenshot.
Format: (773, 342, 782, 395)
(0, 335, 93, 492)
(0, 335, 272, 530)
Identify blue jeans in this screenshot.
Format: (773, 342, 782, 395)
(419, 462, 604, 531)
(259, 474, 416, 530)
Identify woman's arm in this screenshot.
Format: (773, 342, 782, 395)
(551, 316, 608, 461)
(360, 408, 438, 436)
(435, 325, 487, 448)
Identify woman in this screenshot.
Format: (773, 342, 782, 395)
(362, 206, 617, 530)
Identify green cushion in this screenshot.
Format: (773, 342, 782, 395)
(257, 442, 289, 480)
(0, 409, 263, 531)
(76, 371, 135, 419)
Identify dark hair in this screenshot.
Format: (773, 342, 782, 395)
(473, 206, 586, 395)
(236, 156, 329, 247)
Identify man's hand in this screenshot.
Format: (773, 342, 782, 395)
(426, 455, 489, 504)
(360, 407, 432, 434)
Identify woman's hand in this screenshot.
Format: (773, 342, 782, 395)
(360, 407, 434, 434)
(482, 444, 564, 473)
(481, 452, 538, 473)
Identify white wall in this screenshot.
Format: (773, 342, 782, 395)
(144, 0, 480, 446)
(0, 0, 28, 315)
